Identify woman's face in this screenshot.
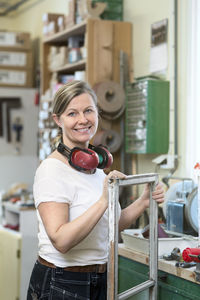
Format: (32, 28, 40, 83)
(54, 93, 98, 148)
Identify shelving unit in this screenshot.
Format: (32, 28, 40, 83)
(0, 202, 38, 300)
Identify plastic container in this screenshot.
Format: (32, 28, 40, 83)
(121, 229, 198, 257)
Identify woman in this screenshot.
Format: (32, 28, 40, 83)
(27, 80, 164, 300)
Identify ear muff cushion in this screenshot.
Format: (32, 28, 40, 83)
(93, 146, 113, 169)
(70, 148, 99, 171)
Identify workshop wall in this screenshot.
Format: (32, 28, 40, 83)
(0, 88, 38, 190)
(0, 0, 190, 185)
(124, 0, 189, 180)
(124, 0, 174, 178)
(0, 0, 68, 39)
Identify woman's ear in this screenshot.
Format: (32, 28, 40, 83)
(52, 114, 61, 127)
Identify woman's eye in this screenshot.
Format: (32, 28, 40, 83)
(85, 108, 93, 113)
(68, 112, 76, 117)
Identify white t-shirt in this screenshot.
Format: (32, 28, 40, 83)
(33, 158, 121, 268)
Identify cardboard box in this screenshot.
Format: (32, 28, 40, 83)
(42, 13, 65, 25)
(65, 0, 76, 28)
(0, 48, 33, 69)
(0, 67, 33, 88)
(0, 31, 31, 50)
(42, 13, 65, 36)
(48, 46, 68, 71)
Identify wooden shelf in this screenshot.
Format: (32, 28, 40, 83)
(50, 59, 86, 73)
(43, 21, 87, 45)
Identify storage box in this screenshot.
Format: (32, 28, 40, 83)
(0, 31, 31, 50)
(121, 229, 198, 257)
(42, 13, 65, 36)
(0, 48, 32, 69)
(0, 68, 33, 88)
(65, 0, 76, 28)
(42, 13, 65, 25)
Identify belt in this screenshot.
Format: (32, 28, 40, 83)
(38, 256, 107, 273)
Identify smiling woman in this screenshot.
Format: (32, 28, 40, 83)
(26, 80, 165, 300)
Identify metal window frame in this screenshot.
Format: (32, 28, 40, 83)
(107, 173, 159, 300)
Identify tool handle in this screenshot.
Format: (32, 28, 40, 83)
(182, 248, 200, 263)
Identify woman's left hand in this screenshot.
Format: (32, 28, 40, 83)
(139, 182, 165, 209)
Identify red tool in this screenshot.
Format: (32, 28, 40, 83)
(182, 247, 200, 263)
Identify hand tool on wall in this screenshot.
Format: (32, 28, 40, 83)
(6, 98, 21, 142)
(12, 117, 23, 143)
(0, 97, 21, 142)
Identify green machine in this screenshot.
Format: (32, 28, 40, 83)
(125, 78, 169, 154)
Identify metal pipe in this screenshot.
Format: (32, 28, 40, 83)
(118, 280, 155, 300)
(107, 178, 119, 300)
(149, 181, 158, 299)
(118, 173, 158, 186)
(174, 0, 178, 156)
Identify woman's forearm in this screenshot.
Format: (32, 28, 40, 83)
(118, 197, 147, 232)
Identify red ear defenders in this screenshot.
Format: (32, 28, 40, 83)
(57, 142, 113, 172)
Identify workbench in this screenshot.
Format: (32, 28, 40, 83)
(118, 244, 200, 300)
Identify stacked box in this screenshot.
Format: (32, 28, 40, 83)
(65, 0, 76, 28)
(42, 13, 65, 37)
(0, 31, 33, 88)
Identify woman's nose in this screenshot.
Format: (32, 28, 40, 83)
(78, 113, 87, 123)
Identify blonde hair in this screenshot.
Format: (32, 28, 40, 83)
(51, 80, 98, 147)
(52, 80, 97, 116)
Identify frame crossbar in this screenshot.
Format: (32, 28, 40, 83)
(107, 173, 159, 300)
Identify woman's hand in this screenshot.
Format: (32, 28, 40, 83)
(100, 170, 126, 206)
(139, 182, 165, 209)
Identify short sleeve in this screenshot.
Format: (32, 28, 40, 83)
(33, 177, 72, 208)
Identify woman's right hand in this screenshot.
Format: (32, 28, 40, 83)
(101, 170, 126, 206)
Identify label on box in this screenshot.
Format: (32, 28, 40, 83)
(0, 32, 16, 46)
(0, 69, 26, 85)
(0, 51, 27, 66)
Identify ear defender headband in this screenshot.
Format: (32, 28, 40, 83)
(57, 142, 113, 172)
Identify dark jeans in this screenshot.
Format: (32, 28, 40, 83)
(27, 260, 107, 300)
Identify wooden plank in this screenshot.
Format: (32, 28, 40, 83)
(42, 44, 52, 94)
(43, 21, 86, 45)
(87, 19, 113, 86)
(112, 21, 132, 83)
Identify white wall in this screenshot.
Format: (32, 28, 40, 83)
(0, 88, 39, 190)
(123, 0, 189, 179)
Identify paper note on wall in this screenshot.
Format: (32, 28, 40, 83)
(150, 43, 168, 73)
(149, 19, 168, 74)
